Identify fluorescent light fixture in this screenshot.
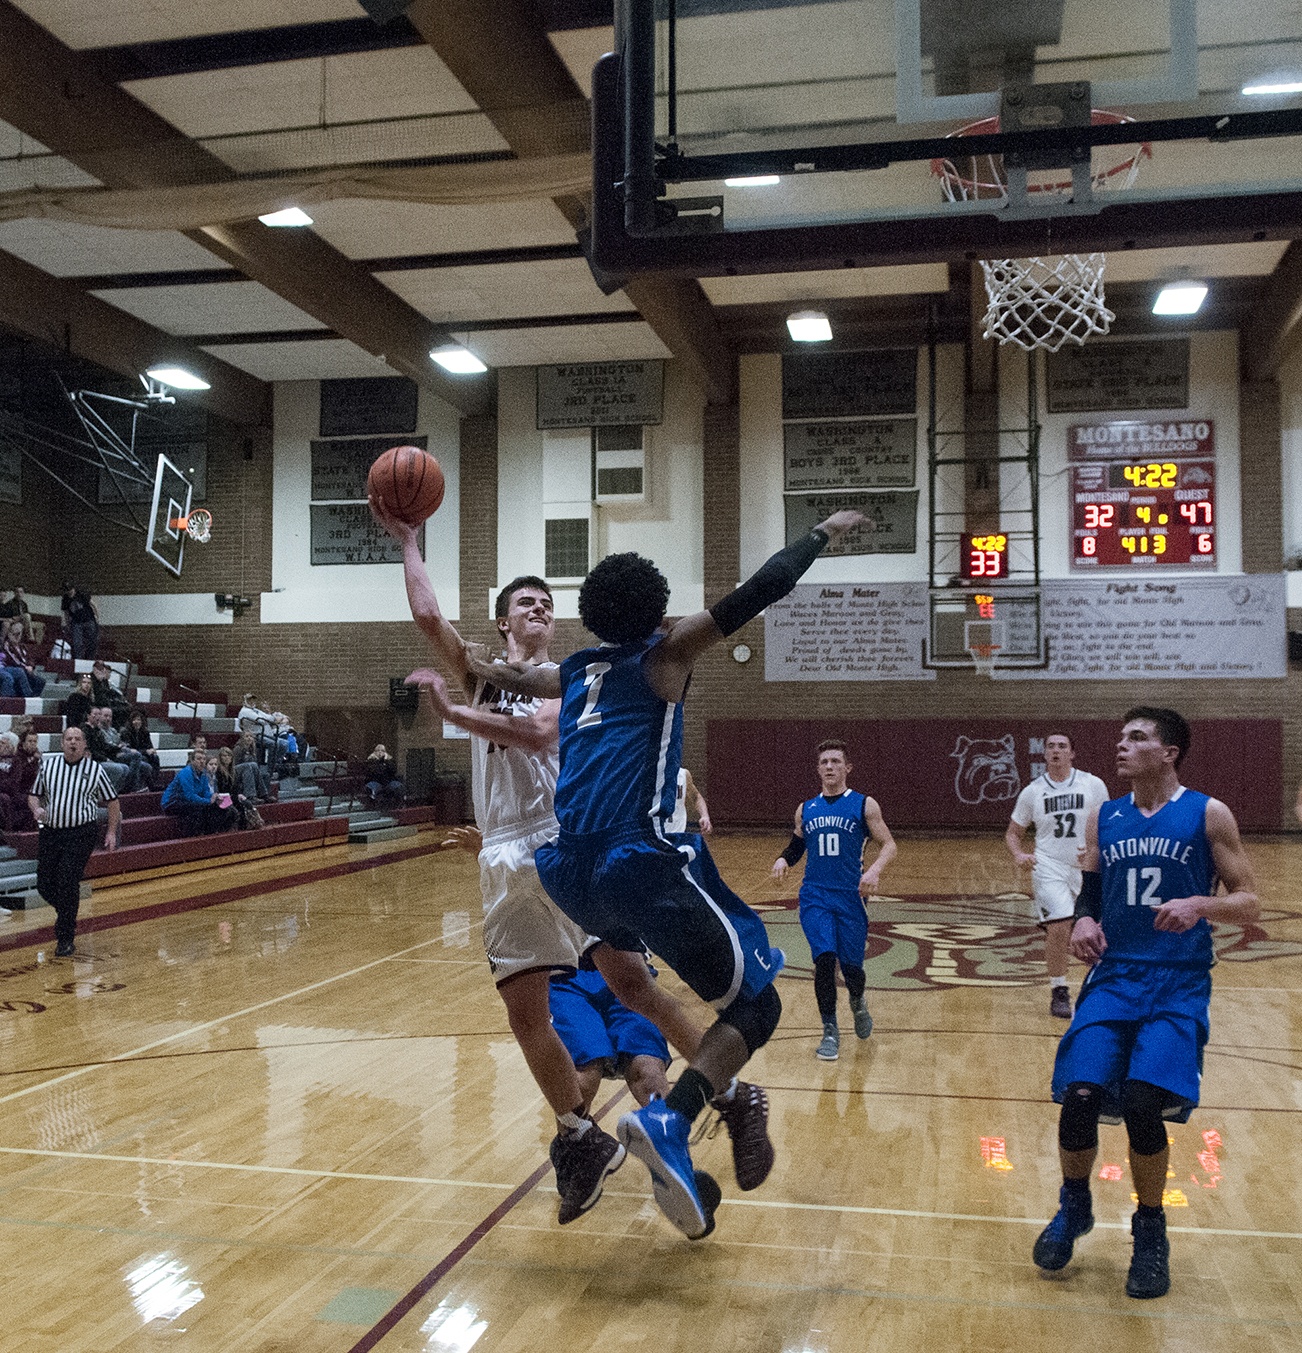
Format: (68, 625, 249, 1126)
(1242, 80, 1302, 95)
(1152, 281, 1208, 316)
(145, 366, 211, 390)
(786, 310, 833, 342)
(431, 346, 488, 374)
(258, 206, 313, 226)
(724, 175, 780, 187)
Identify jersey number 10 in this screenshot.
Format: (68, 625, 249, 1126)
(817, 833, 840, 856)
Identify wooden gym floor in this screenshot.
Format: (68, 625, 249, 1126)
(1, 830, 1299, 1352)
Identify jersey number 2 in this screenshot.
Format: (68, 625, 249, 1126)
(576, 662, 611, 729)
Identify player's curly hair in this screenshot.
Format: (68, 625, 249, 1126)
(579, 552, 670, 644)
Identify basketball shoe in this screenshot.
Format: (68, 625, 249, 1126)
(1126, 1210, 1170, 1299)
(816, 1023, 840, 1060)
(705, 1081, 774, 1192)
(851, 997, 873, 1039)
(1032, 1183, 1094, 1270)
(618, 1102, 712, 1239)
(1049, 987, 1073, 1019)
(550, 1123, 625, 1225)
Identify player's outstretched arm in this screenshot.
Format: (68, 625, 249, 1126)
(461, 646, 563, 700)
(772, 804, 805, 879)
(407, 668, 560, 754)
(1070, 805, 1107, 965)
(860, 796, 897, 896)
(1155, 798, 1259, 932)
(648, 509, 866, 702)
(372, 495, 469, 685)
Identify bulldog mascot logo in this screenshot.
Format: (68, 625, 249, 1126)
(951, 734, 1021, 805)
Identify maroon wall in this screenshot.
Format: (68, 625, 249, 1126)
(707, 718, 1280, 832)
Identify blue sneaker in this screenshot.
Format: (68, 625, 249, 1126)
(1033, 1184, 1094, 1270)
(618, 1103, 711, 1239)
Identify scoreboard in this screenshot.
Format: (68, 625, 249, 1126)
(1070, 420, 1216, 570)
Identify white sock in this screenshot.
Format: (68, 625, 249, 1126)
(557, 1111, 590, 1135)
(1049, 976, 1068, 989)
(713, 1077, 738, 1105)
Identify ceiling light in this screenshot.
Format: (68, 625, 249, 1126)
(145, 366, 211, 390)
(786, 310, 832, 342)
(1152, 282, 1208, 316)
(1242, 80, 1302, 96)
(259, 207, 313, 227)
(724, 175, 780, 187)
(431, 346, 488, 374)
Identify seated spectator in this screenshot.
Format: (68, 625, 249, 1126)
(0, 588, 34, 641)
(364, 744, 404, 808)
(262, 713, 300, 777)
(0, 727, 41, 833)
(61, 674, 93, 728)
(83, 706, 145, 794)
(236, 694, 278, 764)
(90, 660, 131, 728)
(2, 620, 45, 697)
(0, 652, 17, 700)
(61, 584, 99, 660)
(161, 748, 235, 835)
(99, 706, 154, 790)
(121, 710, 162, 788)
(232, 730, 273, 802)
(214, 746, 263, 829)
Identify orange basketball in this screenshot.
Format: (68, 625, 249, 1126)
(368, 445, 445, 525)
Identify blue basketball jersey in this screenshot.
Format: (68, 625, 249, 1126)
(801, 790, 868, 895)
(553, 634, 682, 836)
(1097, 787, 1217, 969)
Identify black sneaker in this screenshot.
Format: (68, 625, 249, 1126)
(1032, 1184, 1094, 1270)
(550, 1124, 625, 1225)
(709, 1081, 775, 1192)
(1049, 987, 1072, 1019)
(54, 941, 75, 958)
(1126, 1210, 1170, 1299)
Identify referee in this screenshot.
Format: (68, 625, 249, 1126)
(27, 725, 119, 957)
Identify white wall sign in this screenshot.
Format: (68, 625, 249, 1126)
(1004, 575, 1285, 680)
(765, 582, 935, 681)
(536, 361, 664, 428)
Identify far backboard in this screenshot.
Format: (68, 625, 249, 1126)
(146, 455, 194, 577)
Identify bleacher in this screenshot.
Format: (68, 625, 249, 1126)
(0, 619, 454, 904)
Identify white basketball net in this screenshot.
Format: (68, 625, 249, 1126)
(978, 254, 1111, 352)
(184, 509, 212, 543)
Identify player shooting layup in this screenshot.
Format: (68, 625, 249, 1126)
(1005, 733, 1109, 1019)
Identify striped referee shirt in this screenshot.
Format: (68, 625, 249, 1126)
(31, 752, 117, 828)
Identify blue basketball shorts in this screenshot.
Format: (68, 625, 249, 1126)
(548, 969, 669, 1075)
(798, 884, 868, 970)
(536, 829, 782, 1011)
(1051, 958, 1211, 1123)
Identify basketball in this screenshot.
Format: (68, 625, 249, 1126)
(368, 445, 445, 525)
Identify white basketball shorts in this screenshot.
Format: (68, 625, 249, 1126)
(1031, 854, 1081, 924)
(480, 826, 590, 985)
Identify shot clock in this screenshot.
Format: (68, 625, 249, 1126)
(960, 532, 1008, 580)
(1069, 420, 1216, 570)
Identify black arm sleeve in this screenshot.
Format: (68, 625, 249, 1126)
(709, 528, 830, 637)
(779, 834, 806, 866)
(1074, 870, 1102, 921)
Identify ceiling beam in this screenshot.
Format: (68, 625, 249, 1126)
(1241, 241, 1302, 382)
(404, 0, 736, 404)
(0, 1, 489, 415)
(0, 248, 268, 424)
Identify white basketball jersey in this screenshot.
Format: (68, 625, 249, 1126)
(1010, 769, 1109, 867)
(469, 670, 559, 846)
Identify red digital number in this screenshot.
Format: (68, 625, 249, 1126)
(1180, 502, 1213, 525)
(1083, 504, 1115, 529)
(1082, 535, 1097, 556)
(1196, 533, 1214, 554)
(968, 548, 1003, 578)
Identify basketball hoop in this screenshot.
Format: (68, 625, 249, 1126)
(169, 508, 213, 543)
(968, 641, 1001, 679)
(932, 111, 1151, 352)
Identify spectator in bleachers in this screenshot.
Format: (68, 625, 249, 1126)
(61, 674, 93, 728)
(122, 710, 162, 789)
(0, 588, 34, 641)
(0, 727, 41, 833)
(83, 707, 144, 795)
(215, 746, 263, 830)
(0, 652, 19, 700)
(3, 620, 45, 697)
(236, 694, 277, 763)
(60, 584, 99, 660)
(99, 707, 154, 790)
(364, 744, 404, 808)
(162, 748, 235, 835)
(90, 661, 130, 728)
(232, 730, 273, 802)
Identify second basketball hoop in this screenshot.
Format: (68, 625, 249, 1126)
(169, 508, 213, 543)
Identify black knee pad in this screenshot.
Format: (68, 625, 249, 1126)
(720, 983, 782, 1056)
(1121, 1079, 1170, 1156)
(1059, 1081, 1105, 1153)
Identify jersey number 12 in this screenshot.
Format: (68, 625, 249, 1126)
(1125, 866, 1162, 908)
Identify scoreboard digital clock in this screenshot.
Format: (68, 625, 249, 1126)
(960, 533, 1008, 580)
(1071, 459, 1215, 568)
